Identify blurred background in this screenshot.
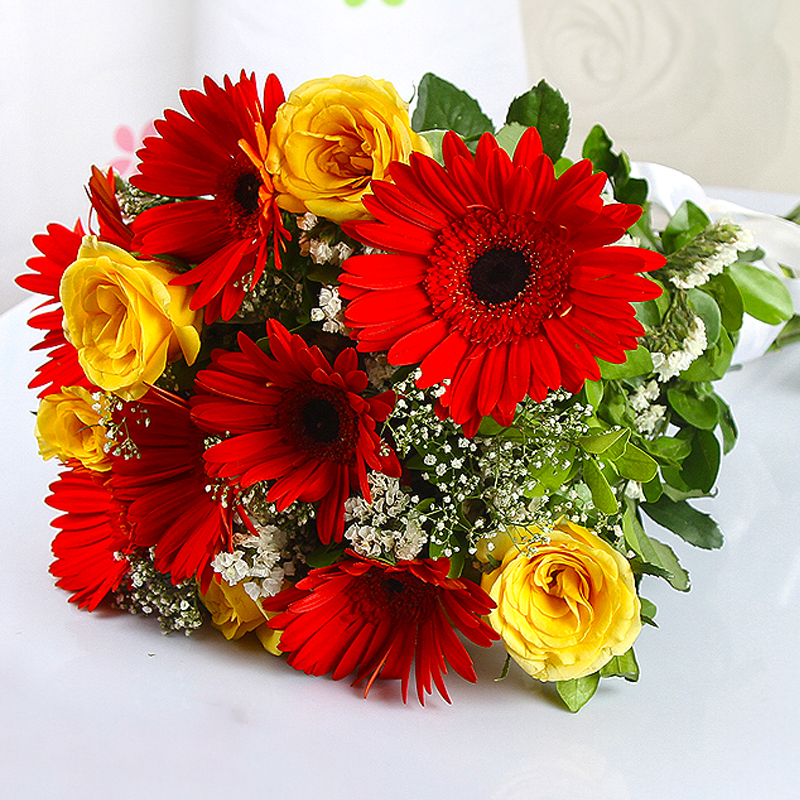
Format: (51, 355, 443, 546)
(2, 0, 799, 313)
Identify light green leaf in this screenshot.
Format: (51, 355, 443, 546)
(614, 442, 659, 482)
(728, 263, 794, 325)
(598, 345, 654, 379)
(599, 648, 639, 681)
(577, 427, 629, 455)
(506, 80, 570, 161)
(494, 122, 527, 156)
(557, 672, 600, 712)
(661, 201, 711, 253)
(622, 507, 690, 591)
(687, 288, 722, 347)
(640, 597, 658, 626)
(419, 129, 446, 164)
(667, 388, 720, 430)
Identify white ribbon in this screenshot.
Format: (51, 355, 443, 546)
(631, 162, 800, 363)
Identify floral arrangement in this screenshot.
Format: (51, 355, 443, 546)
(19, 71, 796, 711)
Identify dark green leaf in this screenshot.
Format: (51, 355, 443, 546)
(598, 345, 654, 379)
(728, 263, 794, 325)
(667, 387, 720, 430)
(622, 507, 690, 591)
(599, 648, 639, 681)
(680, 429, 721, 493)
(642, 473, 663, 503)
(661, 201, 711, 253)
(305, 544, 346, 568)
(506, 80, 570, 161)
(641, 494, 723, 549)
(557, 672, 600, 712)
(704, 272, 744, 332)
(581, 124, 618, 175)
(412, 73, 494, 140)
(714, 394, 738, 453)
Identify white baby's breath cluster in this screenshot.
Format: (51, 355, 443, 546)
(310, 285, 347, 334)
(211, 522, 290, 601)
(651, 315, 707, 381)
(344, 473, 427, 561)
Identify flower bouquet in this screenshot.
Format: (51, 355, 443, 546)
(18, 71, 796, 710)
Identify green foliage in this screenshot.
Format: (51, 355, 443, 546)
(412, 73, 494, 141)
(600, 648, 639, 681)
(557, 672, 600, 712)
(506, 80, 570, 162)
(581, 124, 648, 206)
(728, 262, 794, 325)
(661, 201, 711, 253)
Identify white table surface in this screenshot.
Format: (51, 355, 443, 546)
(2, 238, 800, 799)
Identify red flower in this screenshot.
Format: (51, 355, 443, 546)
(340, 129, 664, 436)
(109, 389, 235, 590)
(15, 221, 92, 397)
(191, 319, 400, 544)
(131, 71, 289, 323)
(47, 468, 133, 611)
(87, 166, 135, 250)
(263, 554, 499, 705)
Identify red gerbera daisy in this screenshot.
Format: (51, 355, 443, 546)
(131, 71, 289, 323)
(16, 221, 93, 397)
(47, 467, 133, 611)
(262, 554, 499, 705)
(109, 389, 235, 590)
(339, 128, 664, 436)
(191, 319, 400, 545)
(87, 165, 135, 250)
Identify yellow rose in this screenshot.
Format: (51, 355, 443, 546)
(34, 386, 112, 471)
(60, 236, 201, 401)
(199, 576, 282, 656)
(266, 74, 430, 223)
(481, 520, 641, 682)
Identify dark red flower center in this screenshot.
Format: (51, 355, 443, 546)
(349, 568, 437, 624)
(425, 210, 574, 347)
(217, 153, 264, 239)
(279, 383, 359, 462)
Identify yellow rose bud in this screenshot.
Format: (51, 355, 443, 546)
(34, 386, 112, 471)
(199, 576, 282, 656)
(481, 520, 641, 682)
(60, 236, 202, 401)
(267, 74, 430, 223)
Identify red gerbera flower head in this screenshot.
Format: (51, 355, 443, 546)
(109, 388, 235, 591)
(191, 319, 401, 545)
(86, 165, 134, 250)
(130, 71, 289, 324)
(262, 554, 499, 705)
(47, 467, 133, 611)
(339, 128, 664, 436)
(16, 220, 94, 397)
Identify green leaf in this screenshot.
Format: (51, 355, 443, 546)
(667, 387, 720, 430)
(633, 298, 663, 330)
(680, 329, 734, 381)
(703, 272, 744, 332)
(642, 473, 663, 503)
(714, 394, 738, 454)
(557, 672, 600, 712)
(577, 427, 629, 455)
(412, 73, 494, 140)
(506, 80, 570, 161)
(598, 345, 654, 379)
(494, 122, 526, 157)
(661, 201, 711, 253)
(641, 495, 723, 550)
(644, 435, 692, 465)
(582, 380, 604, 409)
(584, 457, 619, 515)
(582, 124, 617, 175)
(419, 129, 446, 164)
(599, 648, 639, 681)
(640, 597, 658, 626)
(614, 443, 659, 482)
(680, 428, 721, 493)
(622, 507, 690, 591)
(305, 544, 346, 568)
(728, 263, 794, 325)
(687, 289, 722, 347)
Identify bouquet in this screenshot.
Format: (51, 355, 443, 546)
(18, 71, 797, 711)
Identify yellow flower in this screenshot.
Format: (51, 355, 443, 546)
(34, 386, 112, 471)
(60, 236, 201, 401)
(199, 576, 282, 656)
(480, 520, 641, 682)
(266, 74, 430, 223)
